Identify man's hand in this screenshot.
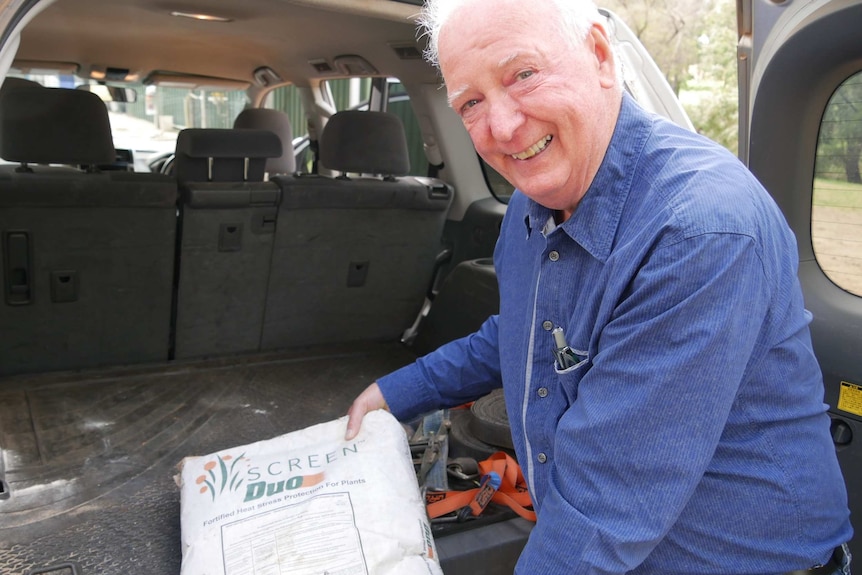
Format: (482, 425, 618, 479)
(345, 382, 388, 440)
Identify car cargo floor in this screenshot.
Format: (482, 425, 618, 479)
(0, 342, 417, 574)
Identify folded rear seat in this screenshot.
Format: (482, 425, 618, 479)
(263, 110, 453, 349)
(0, 86, 177, 376)
(172, 128, 282, 358)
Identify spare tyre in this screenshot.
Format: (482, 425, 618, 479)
(447, 408, 509, 461)
(468, 388, 514, 450)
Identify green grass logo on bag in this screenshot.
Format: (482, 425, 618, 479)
(192, 442, 365, 504)
(195, 453, 248, 501)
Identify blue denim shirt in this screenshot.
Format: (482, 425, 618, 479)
(378, 93, 852, 574)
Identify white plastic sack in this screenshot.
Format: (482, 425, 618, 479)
(176, 410, 441, 575)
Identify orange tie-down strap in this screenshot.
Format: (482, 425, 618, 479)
(425, 451, 537, 522)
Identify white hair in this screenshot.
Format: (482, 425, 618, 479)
(417, 0, 602, 68)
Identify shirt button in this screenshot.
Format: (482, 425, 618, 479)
(537, 387, 548, 398)
(542, 320, 553, 331)
(548, 251, 560, 262)
(537, 453, 548, 464)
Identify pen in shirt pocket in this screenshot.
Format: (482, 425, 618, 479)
(552, 326, 580, 369)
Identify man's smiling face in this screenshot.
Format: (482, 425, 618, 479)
(438, 0, 620, 219)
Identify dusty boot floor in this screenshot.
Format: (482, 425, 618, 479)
(0, 342, 415, 574)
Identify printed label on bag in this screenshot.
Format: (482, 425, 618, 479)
(221, 492, 366, 575)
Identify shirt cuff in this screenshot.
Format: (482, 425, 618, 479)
(376, 361, 441, 421)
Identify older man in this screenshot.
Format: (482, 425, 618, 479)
(346, 0, 853, 573)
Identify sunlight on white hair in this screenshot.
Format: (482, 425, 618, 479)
(417, 0, 602, 68)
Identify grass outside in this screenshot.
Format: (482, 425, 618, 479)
(812, 178, 862, 296)
(813, 178, 862, 208)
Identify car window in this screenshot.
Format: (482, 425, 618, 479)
(7, 71, 249, 172)
(481, 162, 515, 203)
(387, 81, 428, 178)
(813, 70, 862, 296)
(263, 84, 309, 172)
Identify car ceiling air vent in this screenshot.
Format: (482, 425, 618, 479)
(333, 55, 378, 75)
(309, 58, 334, 73)
(391, 44, 422, 60)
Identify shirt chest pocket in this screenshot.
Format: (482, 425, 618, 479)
(553, 349, 589, 405)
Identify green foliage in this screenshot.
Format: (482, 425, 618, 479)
(604, 0, 740, 154)
(680, 0, 739, 154)
(602, 0, 707, 94)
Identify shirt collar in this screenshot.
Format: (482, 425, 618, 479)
(521, 92, 654, 262)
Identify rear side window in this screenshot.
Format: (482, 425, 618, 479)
(813, 71, 862, 296)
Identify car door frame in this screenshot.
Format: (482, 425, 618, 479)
(737, 0, 862, 559)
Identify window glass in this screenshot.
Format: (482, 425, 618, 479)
(387, 82, 427, 179)
(264, 84, 307, 139)
(813, 71, 862, 296)
(482, 161, 514, 203)
(325, 77, 373, 111)
(7, 71, 249, 172)
(322, 77, 428, 177)
(264, 84, 309, 172)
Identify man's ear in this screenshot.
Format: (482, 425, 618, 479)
(588, 22, 617, 89)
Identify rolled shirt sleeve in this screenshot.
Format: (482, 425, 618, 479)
(377, 314, 503, 421)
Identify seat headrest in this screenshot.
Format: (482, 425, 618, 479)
(0, 86, 115, 166)
(320, 110, 410, 176)
(0, 77, 42, 94)
(174, 128, 283, 182)
(233, 108, 296, 174)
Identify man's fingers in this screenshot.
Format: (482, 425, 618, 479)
(345, 400, 365, 440)
(345, 383, 386, 440)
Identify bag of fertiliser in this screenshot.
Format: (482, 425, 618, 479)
(176, 410, 441, 575)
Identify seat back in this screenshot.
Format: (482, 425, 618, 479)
(173, 128, 283, 358)
(263, 110, 452, 349)
(0, 87, 177, 375)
